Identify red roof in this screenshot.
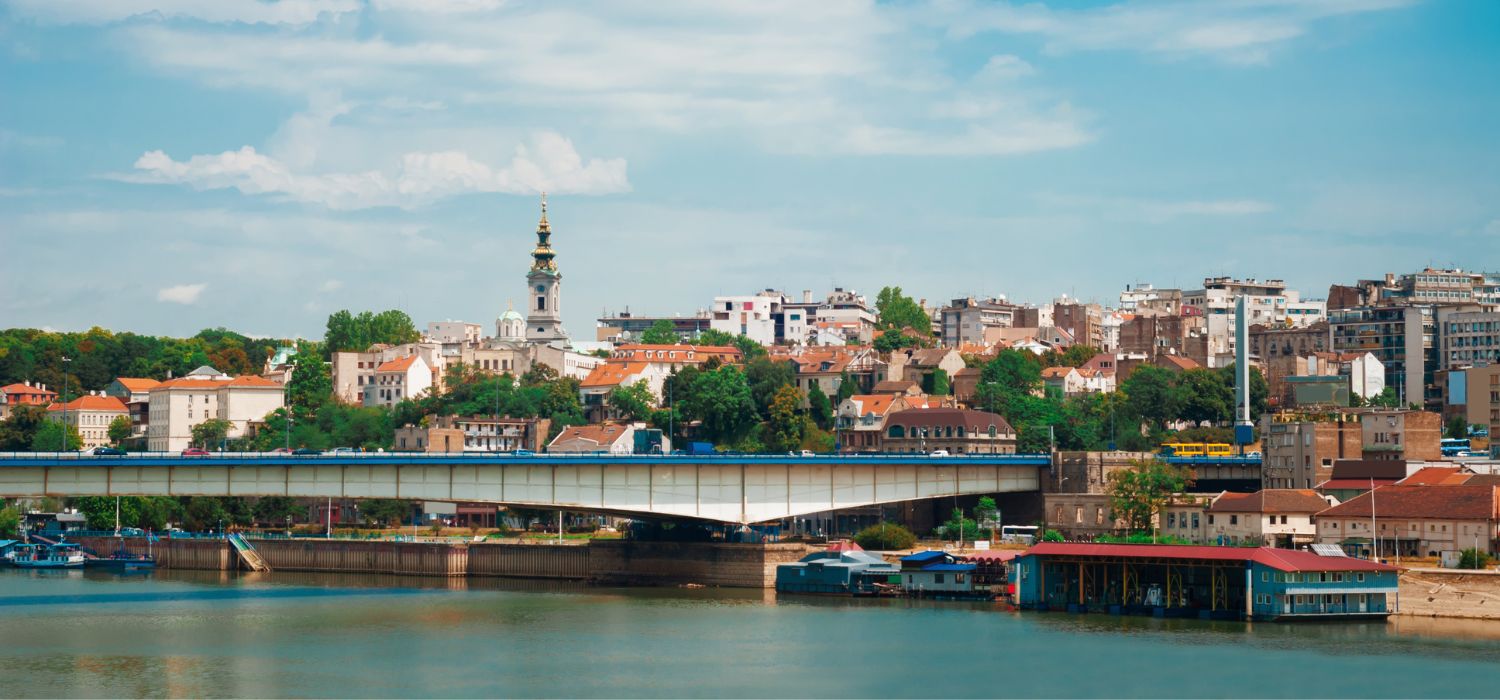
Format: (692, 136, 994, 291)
(965, 549, 1021, 562)
(46, 395, 128, 412)
(1020, 542, 1398, 572)
(113, 377, 161, 392)
(1, 383, 56, 397)
(375, 355, 420, 373)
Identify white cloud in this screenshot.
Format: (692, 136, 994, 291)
(1036, 193, 1274, 223)
(7, 0, 360, 25)
(320, 280, 343, 292)
(938, 0, 1414, 65)
(157, 283, 206, 304)
(121, 132, 629, 209)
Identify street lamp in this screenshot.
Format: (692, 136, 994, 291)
(60, 356, 72, 452)
(284, 361, 296, 451)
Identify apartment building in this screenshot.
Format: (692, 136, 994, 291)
(1329, 305, 1435, 408)
(1260, 412, 1364, 490)
(46, 395, 129, 450)
(940, 297, 1017, 347)
(146, 367, 284, 452)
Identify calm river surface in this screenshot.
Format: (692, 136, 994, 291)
(2, 568, 1499, 698)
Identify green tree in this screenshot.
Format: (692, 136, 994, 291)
(980, 350, 1042, 395)
(191, 418, 233, 450)
(1446, 415, 1471, 440)
(745, 357, 795, 419)
(1459, 548, 1491, 570)
(286, 346, 331, 418)
(182, 496, 232, 531)
(1369, 386, 1401, 408)
(836, 371, 858, 403)
(0, 405, 49, 450)
(0, 503, 19, 537)
(1123, 365, 1182, 431)
(938, 507, 983, 542)
(765, 385, 805, 452)
(361, 499, 414, 527)
(1176, 368, 1233, 425)
(682, 366, 758, 445)
(253, 496, 302, 526)
(975, 496, 999, 528)
(32, 421, 82, 451)
(1106, 459, 1195, 532)
(925, 368, 950, 396)
(107, 415, 133, 446)
(807, 382, 833, 431)
(874, 286, 932, 337)
(607, 380, 655, 421)
(639, 319, 679, 345)
(853, 522, 916, 550)
(323, 310, 419, 356)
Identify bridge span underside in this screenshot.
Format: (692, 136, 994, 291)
(0, 456, 1044, 525)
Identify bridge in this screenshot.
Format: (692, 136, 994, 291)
(0, 453, 1051, 525)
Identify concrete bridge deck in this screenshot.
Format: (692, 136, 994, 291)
(0, 452, 1051, 525)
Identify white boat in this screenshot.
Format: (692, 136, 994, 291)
(11, 543, 87, 569)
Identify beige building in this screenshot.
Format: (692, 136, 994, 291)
(146, 367, 284, 452)
(363, 355, 433, 409)
(46, 395, 129, 450)
(1199, 489, 1336, 547)
(1315, 484, 1500, 558)
(332, 342, 447, 404)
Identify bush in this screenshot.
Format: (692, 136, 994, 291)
(853, 522, 916, 551)
(1041, 529, 1064, 542)
(1459, 548, 1491, 570)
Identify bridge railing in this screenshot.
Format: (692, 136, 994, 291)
(0, 451, 1057, 462)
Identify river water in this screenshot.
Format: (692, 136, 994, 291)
(1, 568, 1498, 698)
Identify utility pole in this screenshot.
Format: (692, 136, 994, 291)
(60, 356, 72, 451)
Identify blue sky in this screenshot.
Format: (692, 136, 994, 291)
(2, 0, 1497, 340)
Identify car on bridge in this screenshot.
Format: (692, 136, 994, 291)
(92, 446, 127, 456)
(292, 448, 322, 455)
(181, 448, 210, 457)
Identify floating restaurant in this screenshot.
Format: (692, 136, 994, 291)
(1011, 542, 1399, 621)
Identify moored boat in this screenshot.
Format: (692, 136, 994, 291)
(12, 543, 87, 569)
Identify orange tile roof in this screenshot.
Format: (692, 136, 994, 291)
(113, 377, 161, 391)
(1400, 466, 1473, 486)
(376, 355, 420, 373)
(150, 375, 283, 391)
(1040, 366, 1075, 379)
(549, 423, 632, 448)
(846, 394, 897, 416)
(46, 395, 129, 412)
(1158, 355, 1201, 371)
(2, 383, 56, 396)
(581, 362, 648, 388)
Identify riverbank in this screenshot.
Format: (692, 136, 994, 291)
(1398, 568, 1500, 620)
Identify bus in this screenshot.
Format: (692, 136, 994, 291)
(1442, 438, 1471, 457)
(1000, 525, 1039, 545)
(1160, 442, 1234, 458)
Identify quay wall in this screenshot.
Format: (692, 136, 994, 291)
(468, 543, 590, 579)
(1399, 569, 1500, 620)
(76, 537, 230, 571)
(74, 536, 809, 587)
(589, 541, 809, 588)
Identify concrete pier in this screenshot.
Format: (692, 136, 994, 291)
(75, 536, 810, 588)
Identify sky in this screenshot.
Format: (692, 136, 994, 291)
(2, 0, 1498, 340)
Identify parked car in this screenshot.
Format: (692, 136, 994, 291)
(292, 448, 322, 455)
(330, 447, 358, 455)
(181, 448, 210, 456)
(269, 447, 292, 454)
(119, 527, 145, 536)
(92, 446, 127, 456)
(513, 449, 535, 456)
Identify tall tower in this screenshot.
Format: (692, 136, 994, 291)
(525, 193, 567, 343)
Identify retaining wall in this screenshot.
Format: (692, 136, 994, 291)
(1399, 569, 1500, 620)
(72, 536, 811, 588)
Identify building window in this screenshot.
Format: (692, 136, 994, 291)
(537, 296, 546, 311)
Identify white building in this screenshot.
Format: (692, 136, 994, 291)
(710, 290, 787, 345)
(46, 394, 129, 450)
(1183, 278, 1327, 368)
(332, 342, 447, 404)
(145, 366, 285, 452)
(525, 195, 568, 343)
(363, 355, 433, 409)
(426, 321, 483, 345)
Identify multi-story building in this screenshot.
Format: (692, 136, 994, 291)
(46, 394, 129, 450)
(877, 408, 1016, 454)
(710, 290, 787, 346)
(1194, 489, 1336, 548)
(1183, 278, 1326, 369)
(939, 297, 1016, 347)
(0, 381, 56, 419)
(363, 355, 433, 409)
(1360, 409, 1442, 461)
(1436, 308, 1500, 368)
(425, 321, 483, 345)
(1261, 412, 1363, 490)
(1118, 284, 1182, 315)
(394, 415, 550, 453)
(1460, 364, 1500, 456)
(594, 311, 714, 343)
(834, 394, 913, 452)
(1315, 484, 1500, 557)
(1052, 299, 1103, 349)
(1329, 305, 1435, 408)
(332, 342, 447, 404)
(547, 422, 645, 454)
(145, 366, 284, 452)
(102, 377, 159, 439)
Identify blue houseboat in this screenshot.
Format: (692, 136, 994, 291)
(899, 550, 987, 599)
(776, 547, 899, 595)
(1011, 542, 1399, 621)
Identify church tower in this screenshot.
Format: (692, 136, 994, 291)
(524, 193, 567, 343)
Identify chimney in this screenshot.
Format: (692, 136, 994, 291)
(24, 380, 30, 387)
